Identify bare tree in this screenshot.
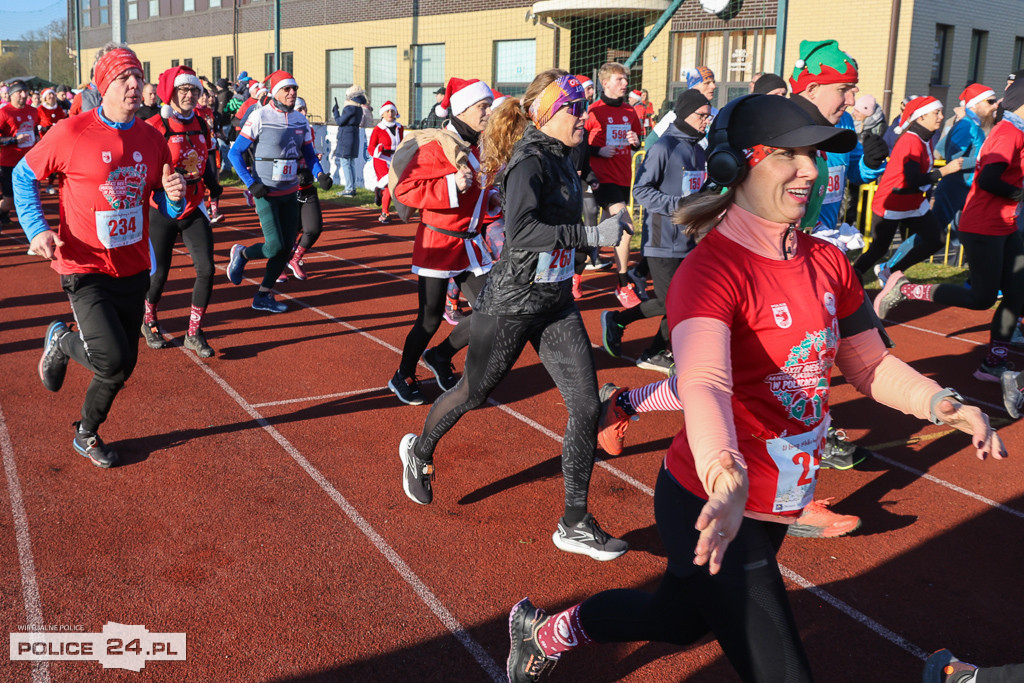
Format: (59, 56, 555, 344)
(17, 19, 75, 86)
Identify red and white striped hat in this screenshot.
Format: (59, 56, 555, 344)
(435, 77, 493, 118)
(959, 83, 995, 110)
(895, 96, 942, 133)
(267, 70, 297, 97)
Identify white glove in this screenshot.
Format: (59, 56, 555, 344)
(586, 212, 633, 247)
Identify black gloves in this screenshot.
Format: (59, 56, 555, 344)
(249, 182, 269, 199)
(317, 172, 333, 191)
(861, 133, 888, 169)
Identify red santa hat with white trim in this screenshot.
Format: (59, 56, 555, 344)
(267, 70, 297, 98)
(435, 77, 493, 118)
(895, 95, 942, 133)
(157, 65, 203, 118)
(628, 89, 642, 102)
(574, 74, 593, 90)
(248, 79, 266, 99)
(959, 83, 995, 110)
(379, 100, 398, 117)
(491, 90, 508, 109)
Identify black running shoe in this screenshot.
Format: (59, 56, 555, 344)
(819, 427, 872, 470)
(922, 649, 978, 683)
(552, 513, 628, 561)
(507, 598, 559, 683)
(422, 347, 458, 392)
(39, 321, 71, 392)
(601, 311, 623, 358)
(635, 349, 674, 376)
(399, 433, 433, 504)
(389, 369, 425, 406)
(73, 422, 117, 468)
(141, 321, 168, 349)
(184, 330, 215, 358)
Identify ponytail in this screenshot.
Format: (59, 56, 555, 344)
(481, 98, 528, 177)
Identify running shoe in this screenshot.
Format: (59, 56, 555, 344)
(141, 321, 168, 349)
(399, 433, 434, 504)
(209, 212, 224, 224)
(226, 244, 247, 285)
(614, 284, 643, 309)
(922, 649, 978, 683)
(27, 248, 37, 256)
(389, 369, 425, 406)
(785, 498, 862, 538)
(507, 598, 559, 683)
(422, 347, 458, 392)
(571, 273, 583, 300)
(601, 311, 623, 357)
(584, 256, 612, 271)
(597, 384, 630, 456)
(635, 350, 674, 376)
(1001, 370, 1024, 419)
(1010, 325, 1024, 348)
(819, 427, 872, 470)
(184, 330, 215, 358)
(443, 308, 466, 326)
(252, 291, 287, 313)
(378, 212, 391, 225)
(244, 190, 254, 207)
(287, 255, 307, 281)
(873, 270, 909, 320)
(73, 422, 117, 468)
(38, 321, 70, 393)
(873, 263, 891, 288)
(276, 273, 289, 283)
(974, 359, 1010, 383)
(626, 267, 649, 301)
(552, 513, 628, 561)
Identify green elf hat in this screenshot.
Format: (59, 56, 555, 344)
(789, 39, 859, 94)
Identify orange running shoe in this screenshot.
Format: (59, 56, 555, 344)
(597, 384, 631, 456)
(786, 498, 862, 538)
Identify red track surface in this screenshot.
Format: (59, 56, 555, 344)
(2, 187, 1022, 682)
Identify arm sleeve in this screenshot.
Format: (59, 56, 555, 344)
(631, 142, 682, 217)
(848, 141, 885, 184)
(892, 156, 940, 193)
(502, 155, 590, 251)
(228, 134, 257, 187)
(976, 161, 1020, 198)
(12, 159, 49, 241)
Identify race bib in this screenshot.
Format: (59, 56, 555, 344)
(95, 205, 143, 249)
(272, 159, 297, 183)
(823, 165, 846, 205)
(17, 122, 36, 149)
(682, 170, 706, 197)
(606, 124, 630, 148)
(765, 415, 830, 512)
(534, 248, 575, 283)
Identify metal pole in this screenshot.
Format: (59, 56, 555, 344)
(623, 0, 686, 69)
(74, 0, 82, 85)
(111, 0, 126, 44)
(273, 0, 281, 72)
(49, 27, 53, 83)
(774, 0, 787, 75)
(882, 0, 901, 117)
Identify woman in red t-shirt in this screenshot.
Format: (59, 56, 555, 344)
(507, 94, 1005, 683)
(36, 88, 67, 194)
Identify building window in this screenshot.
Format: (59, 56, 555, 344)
(81, 0, 91, 27)
(226, 55, 235, 82)
(209, 0, 221, 6)
(367, 46, 397, 112)
(171, 59, 180, 67)
(149, 0, 159, 17)
(99, 0, 108, 24)
(968, 30, 988, 84)
(327, 48, 354, 118)
(211, 56, 221, 82)
(1015, 37, 1024, 72)
(930, 25, 953, 85)
(493, 39, 535, 98)
(143, 61, 150, 83)
(127, 0, 137, 20)
(412, 44, 444, 124)
(184, 0, 194, 10)
(669, 30, 774, 107)
(264, 52, 293, 76)
(183, 58, 192, 68)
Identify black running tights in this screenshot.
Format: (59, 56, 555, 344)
(297, 191, 323, 250)
(398, 271, 487, 377)
(147, 208, 215, 309)
(853, 212, 943, 275)
(612, 256, 682, 354)
(413, 307, 600, 513)
(578, 467, 813, 683)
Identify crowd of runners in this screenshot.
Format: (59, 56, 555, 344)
(4, 34, 1024, 682)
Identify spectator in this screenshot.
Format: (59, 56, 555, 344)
(137, 82, 160, 120)
(418, 86, 447, 129)
(751, 73, 788, 96)
(55, 85, 72, 112)
(852, 94, 886, 139)
(333, 84, 369, 196)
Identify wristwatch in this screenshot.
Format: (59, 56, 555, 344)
(929, 387, 964, 425)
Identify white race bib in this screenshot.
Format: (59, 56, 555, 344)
(606, 124, 631, 148)
(95, 205, 143, 249)
(823, 165, 846, 205)
(682, 170, 706, 197)
(271, 159, 297, 183)
(17, 122, 36, 149)
(534, 248, 575, 283)
(765, 415, 830, 513)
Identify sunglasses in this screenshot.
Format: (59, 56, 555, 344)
(986, 98, 998, 104)
(560, 100, 587, 117)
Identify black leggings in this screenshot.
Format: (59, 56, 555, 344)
(578, 467, 813, 683)
(297, 190, 323, 250)
(147, 208, 215, 309)
(398, 270, 487, 376)
(413, 306, 600, 513)
(853, 211, 942, 275)
(932, 231, 1024, 342)
(611, 256, 682, 354)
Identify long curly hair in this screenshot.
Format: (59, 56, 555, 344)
(481, 68, 569, 177)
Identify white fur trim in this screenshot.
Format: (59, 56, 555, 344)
(449, 81, 493, 116)
(174, 73, 202, 91)
(904, 99, 942, 129)
(491, 96, 508, 109)
(434, 103, 448, 118)
(965, 89, 995, 110)
(445, 173, 459, 208)
(379, 102, 398, 116)
(270, 77, 297, 97)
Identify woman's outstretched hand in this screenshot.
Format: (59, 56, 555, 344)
(694, 450, 749, 575)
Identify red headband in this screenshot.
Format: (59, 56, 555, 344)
(95, 48, 143, 96)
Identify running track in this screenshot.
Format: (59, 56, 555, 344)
(2, 188, 1022, 681)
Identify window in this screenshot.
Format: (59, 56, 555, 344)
(367, 47, 397, 112)
(412, 44, 444, 124)
(149, 0, 158, 17)
(264, 52, 293, 75)
(211, 56, 221, 83)
(171, 59, 180, 67)
(226, 55, 234, 83)
(183, 58, 192, 69)
(99, 0, 108, 24)
(209, 0, 221, 6)
(968, 30, 988, 85)
(930, 25, 953, 85)
(143, 61, 150, 83)
(493, 40, 535, 98)
(1015, 37, 1024, 72)
(327, 48, 354, 118)
(127, 0, 137, 20)
(184, 0, 194, 10)
(81, 0, 91, 27)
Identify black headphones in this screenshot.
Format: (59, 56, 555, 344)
(704, 93, 760, 188)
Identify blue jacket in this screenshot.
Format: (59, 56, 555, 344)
(333, 97, 365, 158)
(943, 111, 987, 186)
(812, 111, 885, 232)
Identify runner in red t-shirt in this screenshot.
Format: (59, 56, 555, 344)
(583, 62, 644, 308)
(878, 82, 1024, 392)
(0, 80, 40, 227)
(14, 45, 186, 468)
(35, 88, 68, 195)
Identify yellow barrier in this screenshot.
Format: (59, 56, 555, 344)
(628, 149, 646, 226)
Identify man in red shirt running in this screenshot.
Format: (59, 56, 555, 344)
(0, 80, 40, 227)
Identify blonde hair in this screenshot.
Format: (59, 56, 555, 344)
(598, 62, 629, 86)
(674, 188, 736, 239)
(481, 68, 568, 177)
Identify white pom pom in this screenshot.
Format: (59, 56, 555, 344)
(160, 104, 173, 119)
(795, 59, 805, 69)
(894, 125, 904, 134)
(434, 104, 448, 118)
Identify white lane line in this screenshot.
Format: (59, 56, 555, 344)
(173, 342, 506, 682)
(250, 386, 389, 408)
(895, 323, 982, 346)
(0, 402, 52, 683)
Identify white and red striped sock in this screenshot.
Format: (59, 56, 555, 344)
(629, 376, 682, 414)
(143, 300, 157, 325)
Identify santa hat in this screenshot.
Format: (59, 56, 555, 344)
(40, 87, 55, 99)
(628, 89, 642, 102)
(267, 70, 297, 97)
(157, 65, 202, 114)
(491, 90, 508, 109)
(248, 80, 263, 98)
(959, 83, 995, 110)
(435, 77, 493, 118)
(895, 96, 942, 133)
(789, 39, 858, 94)
(574, 75, 593, 90)
(379, 100, 398, 117)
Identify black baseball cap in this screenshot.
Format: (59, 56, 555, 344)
(434, 85, 445, 95)
(721, 94, 856, 153)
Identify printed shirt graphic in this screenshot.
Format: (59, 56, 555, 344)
(584, 100, 643, 187)
(23, 109, 172, 277)
(0, 105, 41, 166)
(665, 229, 864, 516)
